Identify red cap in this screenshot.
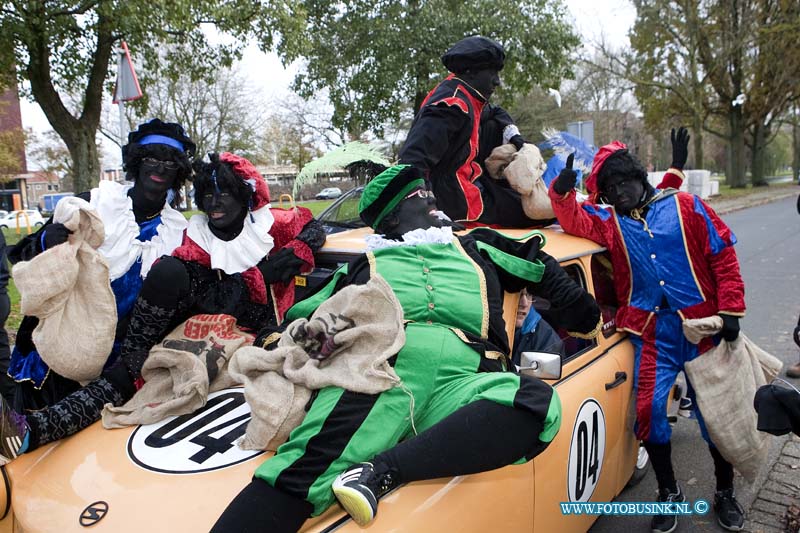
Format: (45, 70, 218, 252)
(585, 141, 627, 202)
(219, 152, 271, 210)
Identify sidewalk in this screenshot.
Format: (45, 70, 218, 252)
(745, 434, 800, 533)
(706, 183, 798, 215)
(706, 182, 800, 533)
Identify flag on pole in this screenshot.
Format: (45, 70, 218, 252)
(113, 41, 142, 103)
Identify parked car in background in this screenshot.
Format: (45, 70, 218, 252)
(0, 210, 44, 230)
(0, 225, 648, 533)
(315, 186, 364, 234)
(315, 187, 343, 200)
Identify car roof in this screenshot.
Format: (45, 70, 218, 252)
(320, 225, 606, 262)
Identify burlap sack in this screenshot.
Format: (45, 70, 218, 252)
(12, 197, 116, 383)
(102, 314, 252, 428)
(682, 317, 783, 483)
(229, 274, 404, 451)
(485, 143, 553, 219)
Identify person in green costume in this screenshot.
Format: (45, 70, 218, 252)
(212, 165, 601, 533)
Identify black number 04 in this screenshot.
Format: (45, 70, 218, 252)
(574, 411, 600, 501)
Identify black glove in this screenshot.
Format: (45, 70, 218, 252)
(719, 314, 740, 342)
(509, 134, 527, 151)
(552, 152, 577, 195)
(41, 223, 72, 250)
(670, 127, 690, 170)
(257, 247, 305, 284)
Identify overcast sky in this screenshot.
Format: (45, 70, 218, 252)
(19, 0, 636, 170)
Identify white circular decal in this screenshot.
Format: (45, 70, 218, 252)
(127, 388, 264, 474)
(567, 398, 606, 502)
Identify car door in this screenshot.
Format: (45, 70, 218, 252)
(532, 257, 627, 532)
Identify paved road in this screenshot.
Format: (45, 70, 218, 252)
(590, 194, 800, 532)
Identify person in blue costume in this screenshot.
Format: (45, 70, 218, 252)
(7, 119, 196, 411)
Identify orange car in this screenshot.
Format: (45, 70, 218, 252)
(0, 226, 645, 533)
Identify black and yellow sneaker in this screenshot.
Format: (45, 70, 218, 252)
(0, 396, 28, 465)
(332, 462, 398, 526)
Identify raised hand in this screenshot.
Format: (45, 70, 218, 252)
(552, 152, 577, 195)
(670, 127, 690, 170)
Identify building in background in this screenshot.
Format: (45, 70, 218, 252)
(0, 85, 29, 211)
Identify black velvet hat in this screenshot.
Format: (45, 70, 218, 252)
(441, 36, 505, 74)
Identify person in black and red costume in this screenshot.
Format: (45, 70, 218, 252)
(399, 36, 546, 228)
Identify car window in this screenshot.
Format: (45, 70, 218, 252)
(318, 189, 363, 226)
(536, 261, 597, 362)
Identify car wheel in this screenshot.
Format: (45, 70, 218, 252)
(626, 443, 650, 488)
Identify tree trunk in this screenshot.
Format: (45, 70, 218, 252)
(64, 127, 101, 192)
(692, 114, 704, 169)
(727, 107, 747, 187)
(793, 117, 800, 184)
(750, 123, 768, 186)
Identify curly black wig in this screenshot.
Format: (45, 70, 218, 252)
(596, 149, 649, 193)
(122, 119, 196, 198)
(192, 153, 254, 213)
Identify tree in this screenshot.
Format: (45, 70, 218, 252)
(277, 0, 580, 138)
(620, 0, 800, 187)
(27, 129, 77, 190)
(137, 62, 265, 161)
(0, 128, 25, 178)
(0, 1, 302, 192)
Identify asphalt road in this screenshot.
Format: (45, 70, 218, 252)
(590, 194, 800, 533)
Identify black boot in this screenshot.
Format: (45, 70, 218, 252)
(118, 296, 178, 381)
(25, 363, 136, 449)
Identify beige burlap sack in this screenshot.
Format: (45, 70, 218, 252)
(683, 317, 783, 483)
(13, 197, 116, 383)
(485, 143, 553, 219)
(230, 274, 404, 451)
(102, 314, 252, 428)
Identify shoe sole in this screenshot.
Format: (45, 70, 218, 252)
(678, 409, 693, 418)
(332, 482, 376, 527)
(716, 517, 744, 531)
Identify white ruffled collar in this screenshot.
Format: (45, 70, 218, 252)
(186, 205, 275, 274)
(91, 180, 188, 280)
(365, 226, 455, 251)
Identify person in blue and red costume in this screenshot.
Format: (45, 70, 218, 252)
(0, 152, 324, 464)
(399, 36, 547, 228)
(548, 128, 747, 533)
(212, 164, 601, 533)
(7, 119, 195, 411)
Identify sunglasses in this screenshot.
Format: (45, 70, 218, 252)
(142, 157, 179, 171)
(405, 189, 435, 200)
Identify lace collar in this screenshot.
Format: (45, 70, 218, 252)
(365, 226, 455, 251)
(186, 205, 275, 274)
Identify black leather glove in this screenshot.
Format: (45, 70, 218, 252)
(257, 247, 305, 284)
(670, 127, 690, 170)
(41, 223, 72, 250)
(552, 153, 577, 195)
(719, 314, 740, 342)
(509, 134, 527, 151)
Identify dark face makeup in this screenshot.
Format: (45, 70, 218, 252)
(389, 188, 443, 237)
(461, 67, 501, 99)
(203, 188, 245, 238)
(137, 156, 179, 200)
(601, 174, 646, 213)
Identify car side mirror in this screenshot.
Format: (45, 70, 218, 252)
(518, 351, 562, 380)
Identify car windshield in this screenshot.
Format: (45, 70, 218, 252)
(317, 188, 364, 229)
